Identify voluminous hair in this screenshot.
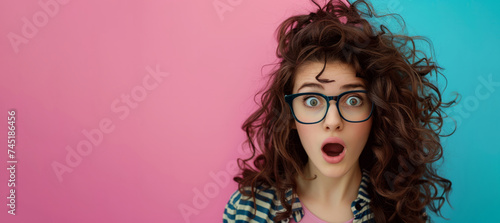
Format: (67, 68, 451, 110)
(234, 0, 456, 222)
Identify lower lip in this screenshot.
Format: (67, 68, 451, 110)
(322, 148, 346, 164)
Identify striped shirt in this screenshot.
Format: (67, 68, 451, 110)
(223, 171, 374, 223)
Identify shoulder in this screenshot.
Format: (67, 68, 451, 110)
(223, 186, 286, 223)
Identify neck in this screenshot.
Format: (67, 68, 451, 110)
(297, 163, 362, 206)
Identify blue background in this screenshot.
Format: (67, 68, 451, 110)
(372, 0, 500, 221)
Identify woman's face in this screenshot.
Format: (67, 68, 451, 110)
(291, 61, 372, 178)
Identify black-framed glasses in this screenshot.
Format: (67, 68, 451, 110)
(284, 90, 373, 124)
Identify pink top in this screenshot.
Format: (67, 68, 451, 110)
(290, 202, 354, 223)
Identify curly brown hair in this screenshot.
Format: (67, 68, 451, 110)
(234, 0, 455, 222)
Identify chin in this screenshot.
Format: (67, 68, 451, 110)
(319, 163, 358, 178)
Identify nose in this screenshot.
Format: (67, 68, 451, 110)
(323, 101, 343, 131)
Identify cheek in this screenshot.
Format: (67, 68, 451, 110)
(295, 122, 317, 147)
(363, 119, 373, 137)
(349, 119, 372, 146)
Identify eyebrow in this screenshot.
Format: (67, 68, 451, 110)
(297, 82, 365, 92)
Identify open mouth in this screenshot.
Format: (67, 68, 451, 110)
(322, 143, 344, 157)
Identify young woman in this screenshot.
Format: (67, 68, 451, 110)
(223, 0, 455, 222)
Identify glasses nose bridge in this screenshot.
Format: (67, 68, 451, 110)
(324, 95, 340, 113)
(326, 95, 339, 105)
(322, 94, 343, 124)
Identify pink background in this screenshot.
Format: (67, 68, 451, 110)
(0, 0, 320, 222)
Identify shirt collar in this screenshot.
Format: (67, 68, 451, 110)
(284, 169, 371, 222)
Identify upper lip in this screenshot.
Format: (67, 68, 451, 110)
(321, 137, 346, 149)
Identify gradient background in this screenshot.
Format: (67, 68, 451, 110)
(0, 0, 499, 222)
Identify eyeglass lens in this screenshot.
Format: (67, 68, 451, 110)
(291, 92, 372, 123)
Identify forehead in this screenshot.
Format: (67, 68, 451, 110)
(293, 61, 362, 92)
